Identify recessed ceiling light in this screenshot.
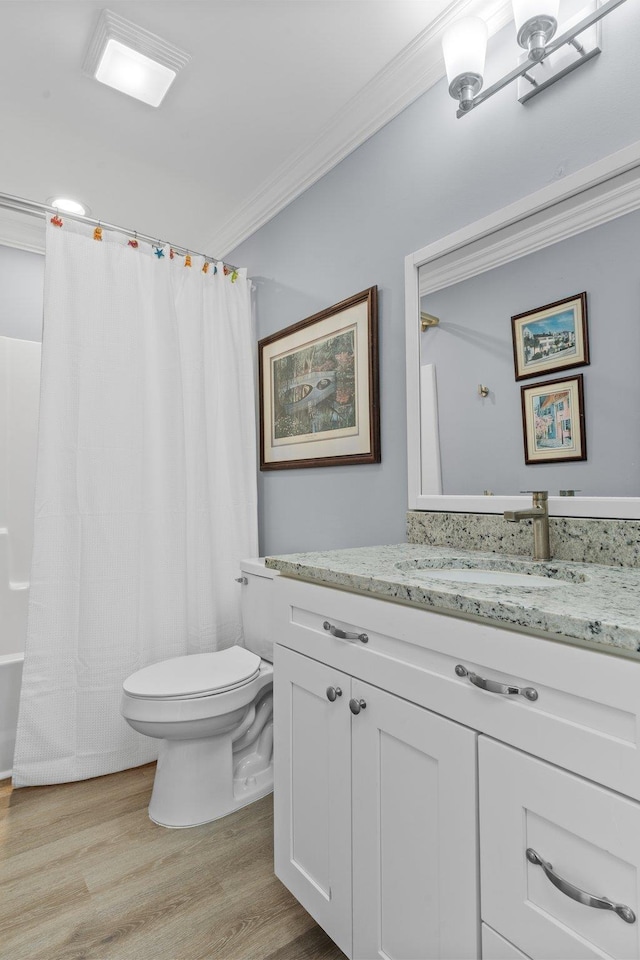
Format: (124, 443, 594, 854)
(47, 197, 90, 217)
(82, 9, 190, 108)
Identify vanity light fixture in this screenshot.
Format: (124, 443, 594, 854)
(82, 9, 191, 108)
(442, 0, 627, 117)
(441, 17, 488, 113)
(513, 0, 560, 61)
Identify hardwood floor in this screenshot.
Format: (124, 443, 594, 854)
(0, 766, 346, 960)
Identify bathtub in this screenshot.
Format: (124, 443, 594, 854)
(0, 553, 28, 778)
(0, 336, 40, 779)
(0, 652, 24, 780)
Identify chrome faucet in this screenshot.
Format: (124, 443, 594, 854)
(504, 491, 551, 561)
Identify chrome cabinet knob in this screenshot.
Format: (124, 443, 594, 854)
(235, 576, 248, 584)
(349, 698, 367, 715)
(326, 686, 342, 702)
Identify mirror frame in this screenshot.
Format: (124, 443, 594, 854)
(405, 138, 640, 519)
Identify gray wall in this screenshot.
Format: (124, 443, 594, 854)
(229, 5, 640, 556)
(0, 244, 44, 342)
(423, 209, 640, 497)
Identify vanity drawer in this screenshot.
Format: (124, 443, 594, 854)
(273, 575, 640, 800)
(479, 737, 640, 960)
(482, 925, 531, 959)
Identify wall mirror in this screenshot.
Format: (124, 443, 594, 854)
(405, 140, 640, 519)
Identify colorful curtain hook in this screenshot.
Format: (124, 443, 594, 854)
(184, 254, 192, 268)
(169, 248, 175, 260)
(153, 245, 165, 259)
(50, 214, 63, 227)
(93, 225, 103, 241)
(202, 261, 210, 274)
(231, 269, 239, 283)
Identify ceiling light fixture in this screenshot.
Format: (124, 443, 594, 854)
(47, 197, 90, 217)
(442, 0, 627, 117)
(82, 9, 191, 108)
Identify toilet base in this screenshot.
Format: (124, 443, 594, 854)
(149, 774, 273, 828)
(148, 727, 273, 828)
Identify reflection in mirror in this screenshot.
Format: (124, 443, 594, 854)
(419, 207, 640, 498)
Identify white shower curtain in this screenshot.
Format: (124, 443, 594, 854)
(13, 220, 258, 786)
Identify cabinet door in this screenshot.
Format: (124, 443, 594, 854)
(480, 737, 640, 960)
(273, 645, 353, 957)
(351, 679, 479, 960)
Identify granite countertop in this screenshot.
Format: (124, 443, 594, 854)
(265, 544, 640, 658)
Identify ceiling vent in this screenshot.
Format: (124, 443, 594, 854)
(82, 9, 191, 107)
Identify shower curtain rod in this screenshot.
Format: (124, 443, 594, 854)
(0, 192, 238, 272)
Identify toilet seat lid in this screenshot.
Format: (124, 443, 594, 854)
(123, 648, 261, 699)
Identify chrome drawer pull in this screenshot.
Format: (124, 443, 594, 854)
(323, 620, 368, 643)
(349, 698, 367, 715)
(526, 848, 636, 924)
(326, 686, 342, 702)
(454, 664, 538, 701)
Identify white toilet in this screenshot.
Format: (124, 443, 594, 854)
(120, 558, 277, 828)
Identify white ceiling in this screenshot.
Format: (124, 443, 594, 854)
(0, 0, 511, 258)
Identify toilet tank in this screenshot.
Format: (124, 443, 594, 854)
(239, 558, 279, 663)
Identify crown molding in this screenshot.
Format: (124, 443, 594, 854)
(208, 0, 514, 257)
(419, 170, 640, 295)
(417, 140, 640, 296)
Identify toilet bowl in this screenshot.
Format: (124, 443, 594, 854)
(120, 559, 277, 828)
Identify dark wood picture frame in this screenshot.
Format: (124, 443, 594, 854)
(259, 286, 380, 470)
(511, 292, 589, 381)
(521, 373, 587, 465)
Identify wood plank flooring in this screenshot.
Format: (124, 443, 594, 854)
(0, 765, 346, 960)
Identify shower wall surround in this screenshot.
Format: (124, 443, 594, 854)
(0, 243, 44, 342)
(0, 246, 44, 652)
(0, 338, 41, 595)
(407, 511, 640, 568)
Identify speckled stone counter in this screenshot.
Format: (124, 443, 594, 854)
(407, 511, 640, 567)
(265, 544, 640, 658)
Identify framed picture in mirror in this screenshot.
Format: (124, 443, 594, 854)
(521, 374, 587, 465)
(511, 292, 589, 381)
(258, 286, 380, 469)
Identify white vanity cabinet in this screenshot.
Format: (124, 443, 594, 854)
(479, 738, 640, 960)
(274, 643, 479, 960)
(350, 680, 478, 960)
(271, 574, 640, 960)
(273, 648, 353, 955)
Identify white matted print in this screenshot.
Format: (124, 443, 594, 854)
(259, 287, 380, 469)
(521, 374, 587, 464)
(512, 292, 589, 381)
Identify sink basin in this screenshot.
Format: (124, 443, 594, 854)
(412, 568, 563, 588)
(395, 557, 587, 589)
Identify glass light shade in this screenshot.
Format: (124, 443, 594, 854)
(442, 17, 488, 87)
(48, 197, 88, 216)
(512, 0, 560, 34)
(95, 39, 177, 107)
